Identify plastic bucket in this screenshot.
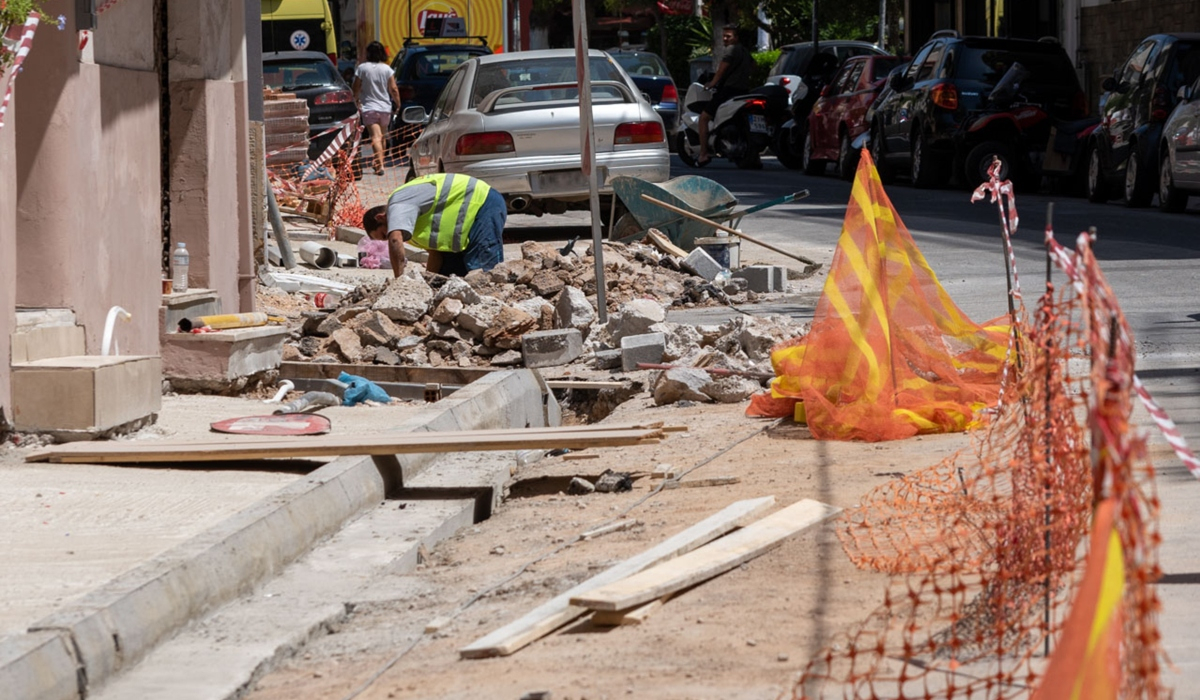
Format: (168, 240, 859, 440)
(696, 236, 740, 269)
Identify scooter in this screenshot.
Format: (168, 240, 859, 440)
(675, 78, 772, 170)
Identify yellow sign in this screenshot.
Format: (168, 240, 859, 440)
(379, 0, 504, 55)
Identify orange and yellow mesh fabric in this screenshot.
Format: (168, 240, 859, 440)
(747, 151, 1010, 441)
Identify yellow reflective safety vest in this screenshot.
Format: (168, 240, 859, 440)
(391, 174, 492, 253)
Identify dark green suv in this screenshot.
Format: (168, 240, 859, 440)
(868, 32, 1085, 188)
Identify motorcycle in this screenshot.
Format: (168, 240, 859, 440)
(675, 76, 773, 170)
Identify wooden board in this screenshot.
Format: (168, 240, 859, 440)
(458, 496, 776, 659)
(570, 499, 840, 612)
(26, 426, 664, 464)
(590, 593, 674, 627)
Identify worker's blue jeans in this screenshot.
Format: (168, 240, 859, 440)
(441, 188, 506, 276)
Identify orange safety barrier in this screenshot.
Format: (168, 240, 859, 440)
(791, 168, 1165, 699)
(748, 151, 1011, 441)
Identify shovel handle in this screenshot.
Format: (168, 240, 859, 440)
(638, 194, 818, 267)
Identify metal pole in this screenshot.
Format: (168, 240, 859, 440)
(572, 0, 607, 323)
(878, 0, 886, 50)
(811, 0, 818, 48)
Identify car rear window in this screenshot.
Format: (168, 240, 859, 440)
(770, 46, 812, 77)
(263, 59, 341, 90)
(406, 50, 483, 80)
(610, 53, 670, 78)
(1166, 40, 1200, 95)
(870, 57, 904, 80)
(471, 56, 629, 106)
(950, 45, 1077, 87)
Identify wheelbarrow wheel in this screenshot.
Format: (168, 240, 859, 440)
(676, 132, 698, 167)
(610, 213, 642, 241)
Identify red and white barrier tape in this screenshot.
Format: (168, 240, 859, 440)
(302, 118, 359, 179)
(1133, 373, 1200, 478)
(95, 0, 125, 13)
(0, 12, 41, 131)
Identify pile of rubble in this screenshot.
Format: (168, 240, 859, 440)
(283, 240, 810, 404)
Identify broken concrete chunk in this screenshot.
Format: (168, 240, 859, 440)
(349, 310, 402, 348)
(607, 298, 667, 343)
(653, 367, 713, 405)
(433, 277, 481, 306)
(483, 305, 538, 349)
(594, 470, 633, 493)
(682, 247, 723, 281)
(431, 297, 464, 324)
(456, 296, 505, 335)
(520, 241, 561, 269)
(529, 270, 565, 298)
(374, 347, 401, 365)
(373, 273, 433, 323)
(649, 322, 702, 362)
(490, 349, 523, 366)
(329, 327, 365, 363)
(620, 332, 666, 372)
(591, 348, 622, 370)
(521, 328, 583, 368)
(554, 286, 596, 336)
(567, 477, 595, 495)
(701, 375, 763, 403)
(514, 297, 553, 326)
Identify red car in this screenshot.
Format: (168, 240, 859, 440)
(804, 54, 904, 179)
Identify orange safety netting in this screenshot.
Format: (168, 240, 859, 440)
(748, 151, 1011, 441)
(791, 168, 1165, 698)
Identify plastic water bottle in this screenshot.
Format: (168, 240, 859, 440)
(171, 242, 190, 293)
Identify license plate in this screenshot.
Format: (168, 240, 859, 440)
(749, 114, 768, 134)
(533, 169, 589, 193)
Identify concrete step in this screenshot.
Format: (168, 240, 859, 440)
(159, 289, 222, 337)
(162, 326, 289, 390)
(11, 355, 162, 438)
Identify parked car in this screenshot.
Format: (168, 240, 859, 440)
(868, 32, 1085, 188)
(803, 54, 904, 179)
(1157, 73, 1200, 212)
(767, 40, 888, 106)
(402, 49, 670, 219)
(607, 49, 679, 135)
(262, 51, 358, 159)
(1087, 33, 1200, 207)
(390, 42, 494, 114)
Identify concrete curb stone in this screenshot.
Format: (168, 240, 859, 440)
(0, 369, 557, 700)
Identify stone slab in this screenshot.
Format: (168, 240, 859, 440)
(521, 329, 583, 369)
(11, 356, 161, 434)
(161, 326, 288, 382)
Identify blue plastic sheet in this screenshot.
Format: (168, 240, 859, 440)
(338, 372, 391, 406)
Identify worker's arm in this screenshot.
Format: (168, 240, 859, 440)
(386, 229, 408, 278)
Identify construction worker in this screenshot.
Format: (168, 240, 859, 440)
(362, 173, 506, 278)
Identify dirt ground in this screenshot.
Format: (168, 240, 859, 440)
(243, 394, 971, 700)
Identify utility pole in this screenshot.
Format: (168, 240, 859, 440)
(811, 0, 818, 49)
(878, 0, 886, 50)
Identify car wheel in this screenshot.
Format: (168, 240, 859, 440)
(1158, 150, 1188, 213)
(1086, 145, 1109, 203)
(802, 129, 824, 176)
(774, 124, 803, 170)
(870, 123, 894, 184)
(910, 131, 946, 188)
(836, 130, 858, 181)
(676, 131, 698, 168)
(1123, 143, 1153, 207)
(964, 141, 1013, 189)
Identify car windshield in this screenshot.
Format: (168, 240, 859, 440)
(871, 57, 904, 80)
(770, 46, 812, 76)
(263, 59, 341, 90)
(951, 45, 1076, 87)
(408, 50, 482, 80)
(470, 56, 629, 107)
(610, 52, 670, 77)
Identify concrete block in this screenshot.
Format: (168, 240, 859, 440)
(733, 265, 778, 293)
(158, 289, 221, 337)
(683, 247, 723, 281)
(620, 332, 666, 372)
(335, 225, 366, 243)
(521, 329, 583, 368)
(12, 356, 162, 434)
(10, 324, 85, 363)
(0, 631, 81, 700)
(161, 326, 288, 382)
(772, 266, 786, 292)
(592, 348, 622, 370)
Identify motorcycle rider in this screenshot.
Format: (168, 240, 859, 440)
(697, 24, 754, 166)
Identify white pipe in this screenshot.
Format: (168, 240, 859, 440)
(264, 380, 295, 404)
(101, 306, 132, 356)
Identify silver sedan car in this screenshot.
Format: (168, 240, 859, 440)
(1159, 75, 1200, 213)
(402, 49, 670, 218)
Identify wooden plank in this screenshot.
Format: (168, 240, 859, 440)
(26, 428, 663, 464)
(458, 496, 776, 659)
(662, 476, 741, 489)
(562, 453, 600, 461)
(544, 380, 626, 390)
(580, 519, 641, 540)
(590, 593, 674, 627)
(645, 228, 688, 258)
(570, 499, 840, 612)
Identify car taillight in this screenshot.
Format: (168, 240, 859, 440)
(456, 131, 515, 156)
(314, 89, 354, 105)
(1072, 90, 1089, 118)
(614, 121, 664, 145)
(398, 84, 416, 100)
(931, 83, 958, 110)
(661, 83, 678, 103)
(1150, 86, 1170, 123)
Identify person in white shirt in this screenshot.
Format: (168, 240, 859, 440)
(352, 41, 402, 176)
